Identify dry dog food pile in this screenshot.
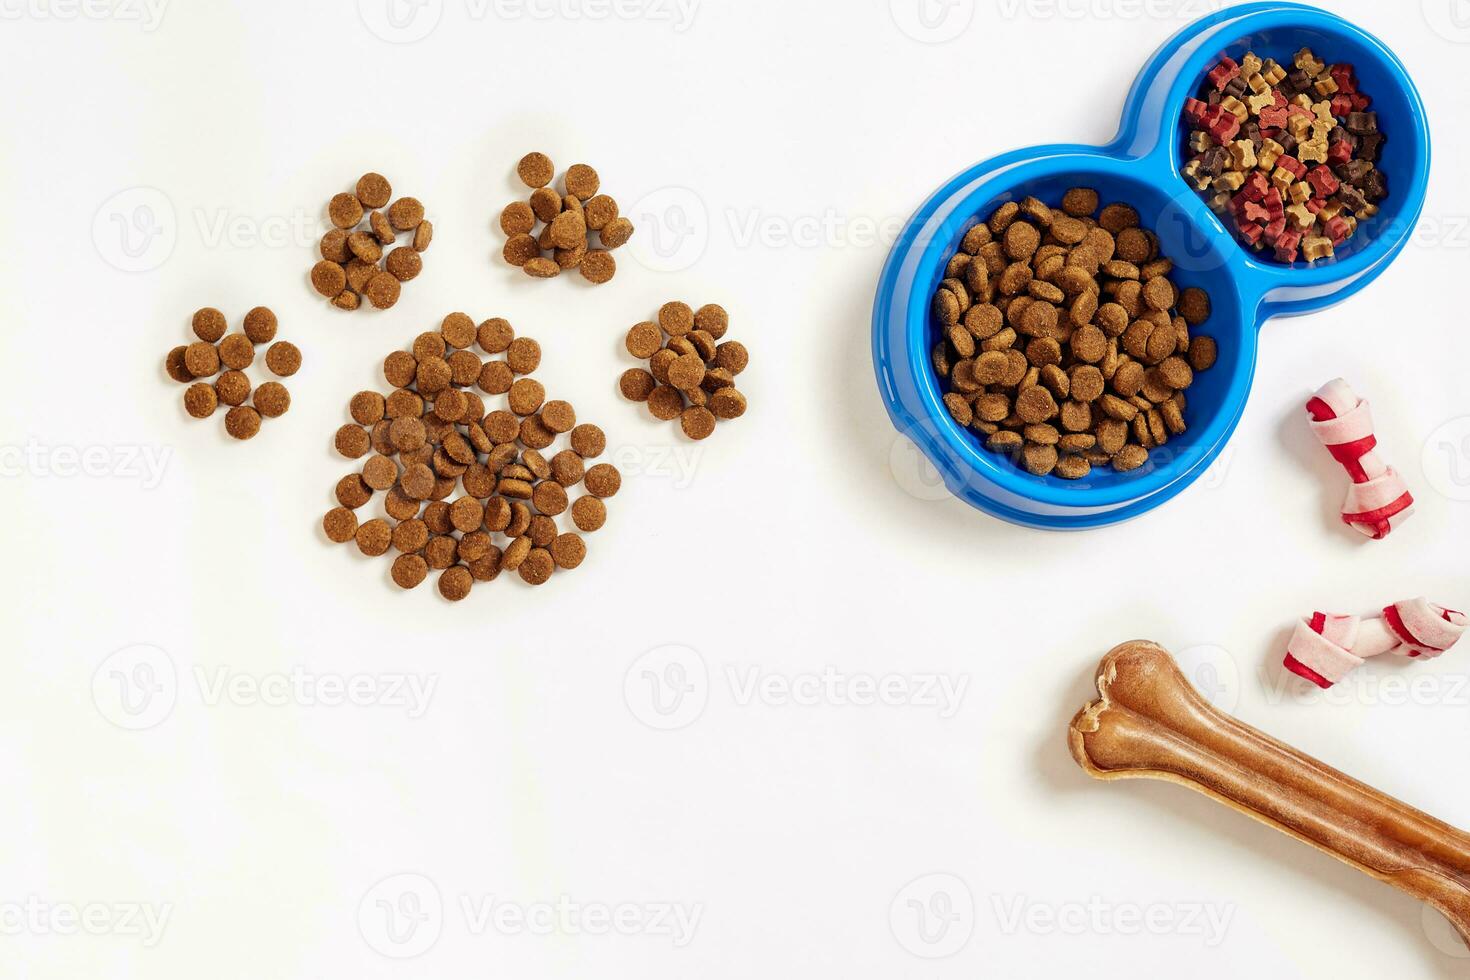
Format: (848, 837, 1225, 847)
(619, 302, 748, 440)
(311, 173, 432, 310)
(165, 306, 301, 440)
(322, 314, 620, 600)
(1183, 48, 1385, 263)
(931, 189, 1217, 478)
(498, 152, 634, 284)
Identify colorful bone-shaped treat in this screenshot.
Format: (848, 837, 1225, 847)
(1306, 378, 1413, 538)
(1283, 598, 1468, 689)
(1070, 642, 1470, 954)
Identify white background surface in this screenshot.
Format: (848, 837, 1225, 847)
(4, 0, 1470, 975)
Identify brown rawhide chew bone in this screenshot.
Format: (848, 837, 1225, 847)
(1069, 640, 1470, 950)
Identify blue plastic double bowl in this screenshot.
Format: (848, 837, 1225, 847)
(872, 2, 1430, 530)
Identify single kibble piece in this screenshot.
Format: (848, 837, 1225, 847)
(565, 163, 600, 199)
(523, 257, 559, 279)
(328, 192, 363, 229)
(215, 370, 251, 406)
(620, 368, 656, 401)
(579, 250, 615, 284)
(336, 424, 370, 458)
(224, 405, 261, 440)
(356, 173, 392, 210)
(387, 197, 424, 231)
(165, 346, 192, 383)
(192, 307, 227, 342)
(184, 382, 217, 418)
(413, 221, 433, 252)
(254, 381, 291, 418)
(584, 462, 620, 497)
(391, 553, 428, 589)
(184, 341, 220, 378)
(386, 248, 422, 282)
(365, 272, 401, 309)
(312, 261, 347, 297)
(218, 334, 255, 371)
(599, 217, 634, 249)
(517, 152, 555, 188)
(243, 306, 278, 344)
(323, 507, 359, 543)
(265, 341, 302, 377)
(681, 406, 717, 440)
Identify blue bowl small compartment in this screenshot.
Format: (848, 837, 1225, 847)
(1169, 23, 1427, 267)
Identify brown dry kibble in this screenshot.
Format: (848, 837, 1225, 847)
(336, 424, 371, 458)
(550, 532, 586, 569)
(365, 272, 401, 310)
(329, 193, 363, 229)
(312, 261, 347, 297)
(709, 387, 746, 420)
(391, 553, 429, 589)
(1189, 336, 1218, 372)
(184, 382, 217, 418)
(501, 201, 535, 236)
(659, 302, 695, 336)
(387, 197, 424, 231)
(549, 209, 586, 250)
(184, 342, 220, 378)
(930, 189, 1216, 477)
(584, 463, 620, 497)
(224, 405, 261, 440)
(434, 566, 471, 601)
(333, 290, 360, 311)
(579, 250, 616, 284)
(564, 164, 599, 199)
(254, 381, 291, 418)
(193, 307, 227, 342)
(1113, 444, 1149, 472)
(321, 229, 352, 263)
(517, 152, 555, 188)
(219, 334, 255, 371)
(524, 257, 559, 278)
(356, 173, 392, 209)
(570, 495, 606, 532)
(584, 195, 618, 230)
(323, 507, 359, 543)
(322, 316, 613, 596)
(599, 217, 634, 249)
(265, 341, 301, 377)
(215, 370, 251, 407)
(413, 221, 433, 252)
(504, 234, 540, 267)
(624, 322, 662, 359)
(680, 406, 716, 440)
(386, 248, 422, 282)
(619, 368, 656, 402)
(165, 346, 192, 383)
(518, 548, 554, 585)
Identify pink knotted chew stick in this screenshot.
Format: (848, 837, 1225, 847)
(1306, 378, 1413, 539)
(1283, 598, 1468, 689)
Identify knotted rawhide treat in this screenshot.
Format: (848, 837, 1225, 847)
(1284, 598, 1468, 689)
(1306, 378, 1412, 538)
(312, 173, 431, 311)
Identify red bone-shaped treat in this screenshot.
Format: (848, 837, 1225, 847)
(1306, 378, 1414, 539)
(1284, 599, 1468, 689)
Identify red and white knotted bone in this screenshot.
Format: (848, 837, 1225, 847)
(1306, 378, 1413, 539)
(1284, 598, 1468, 689)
